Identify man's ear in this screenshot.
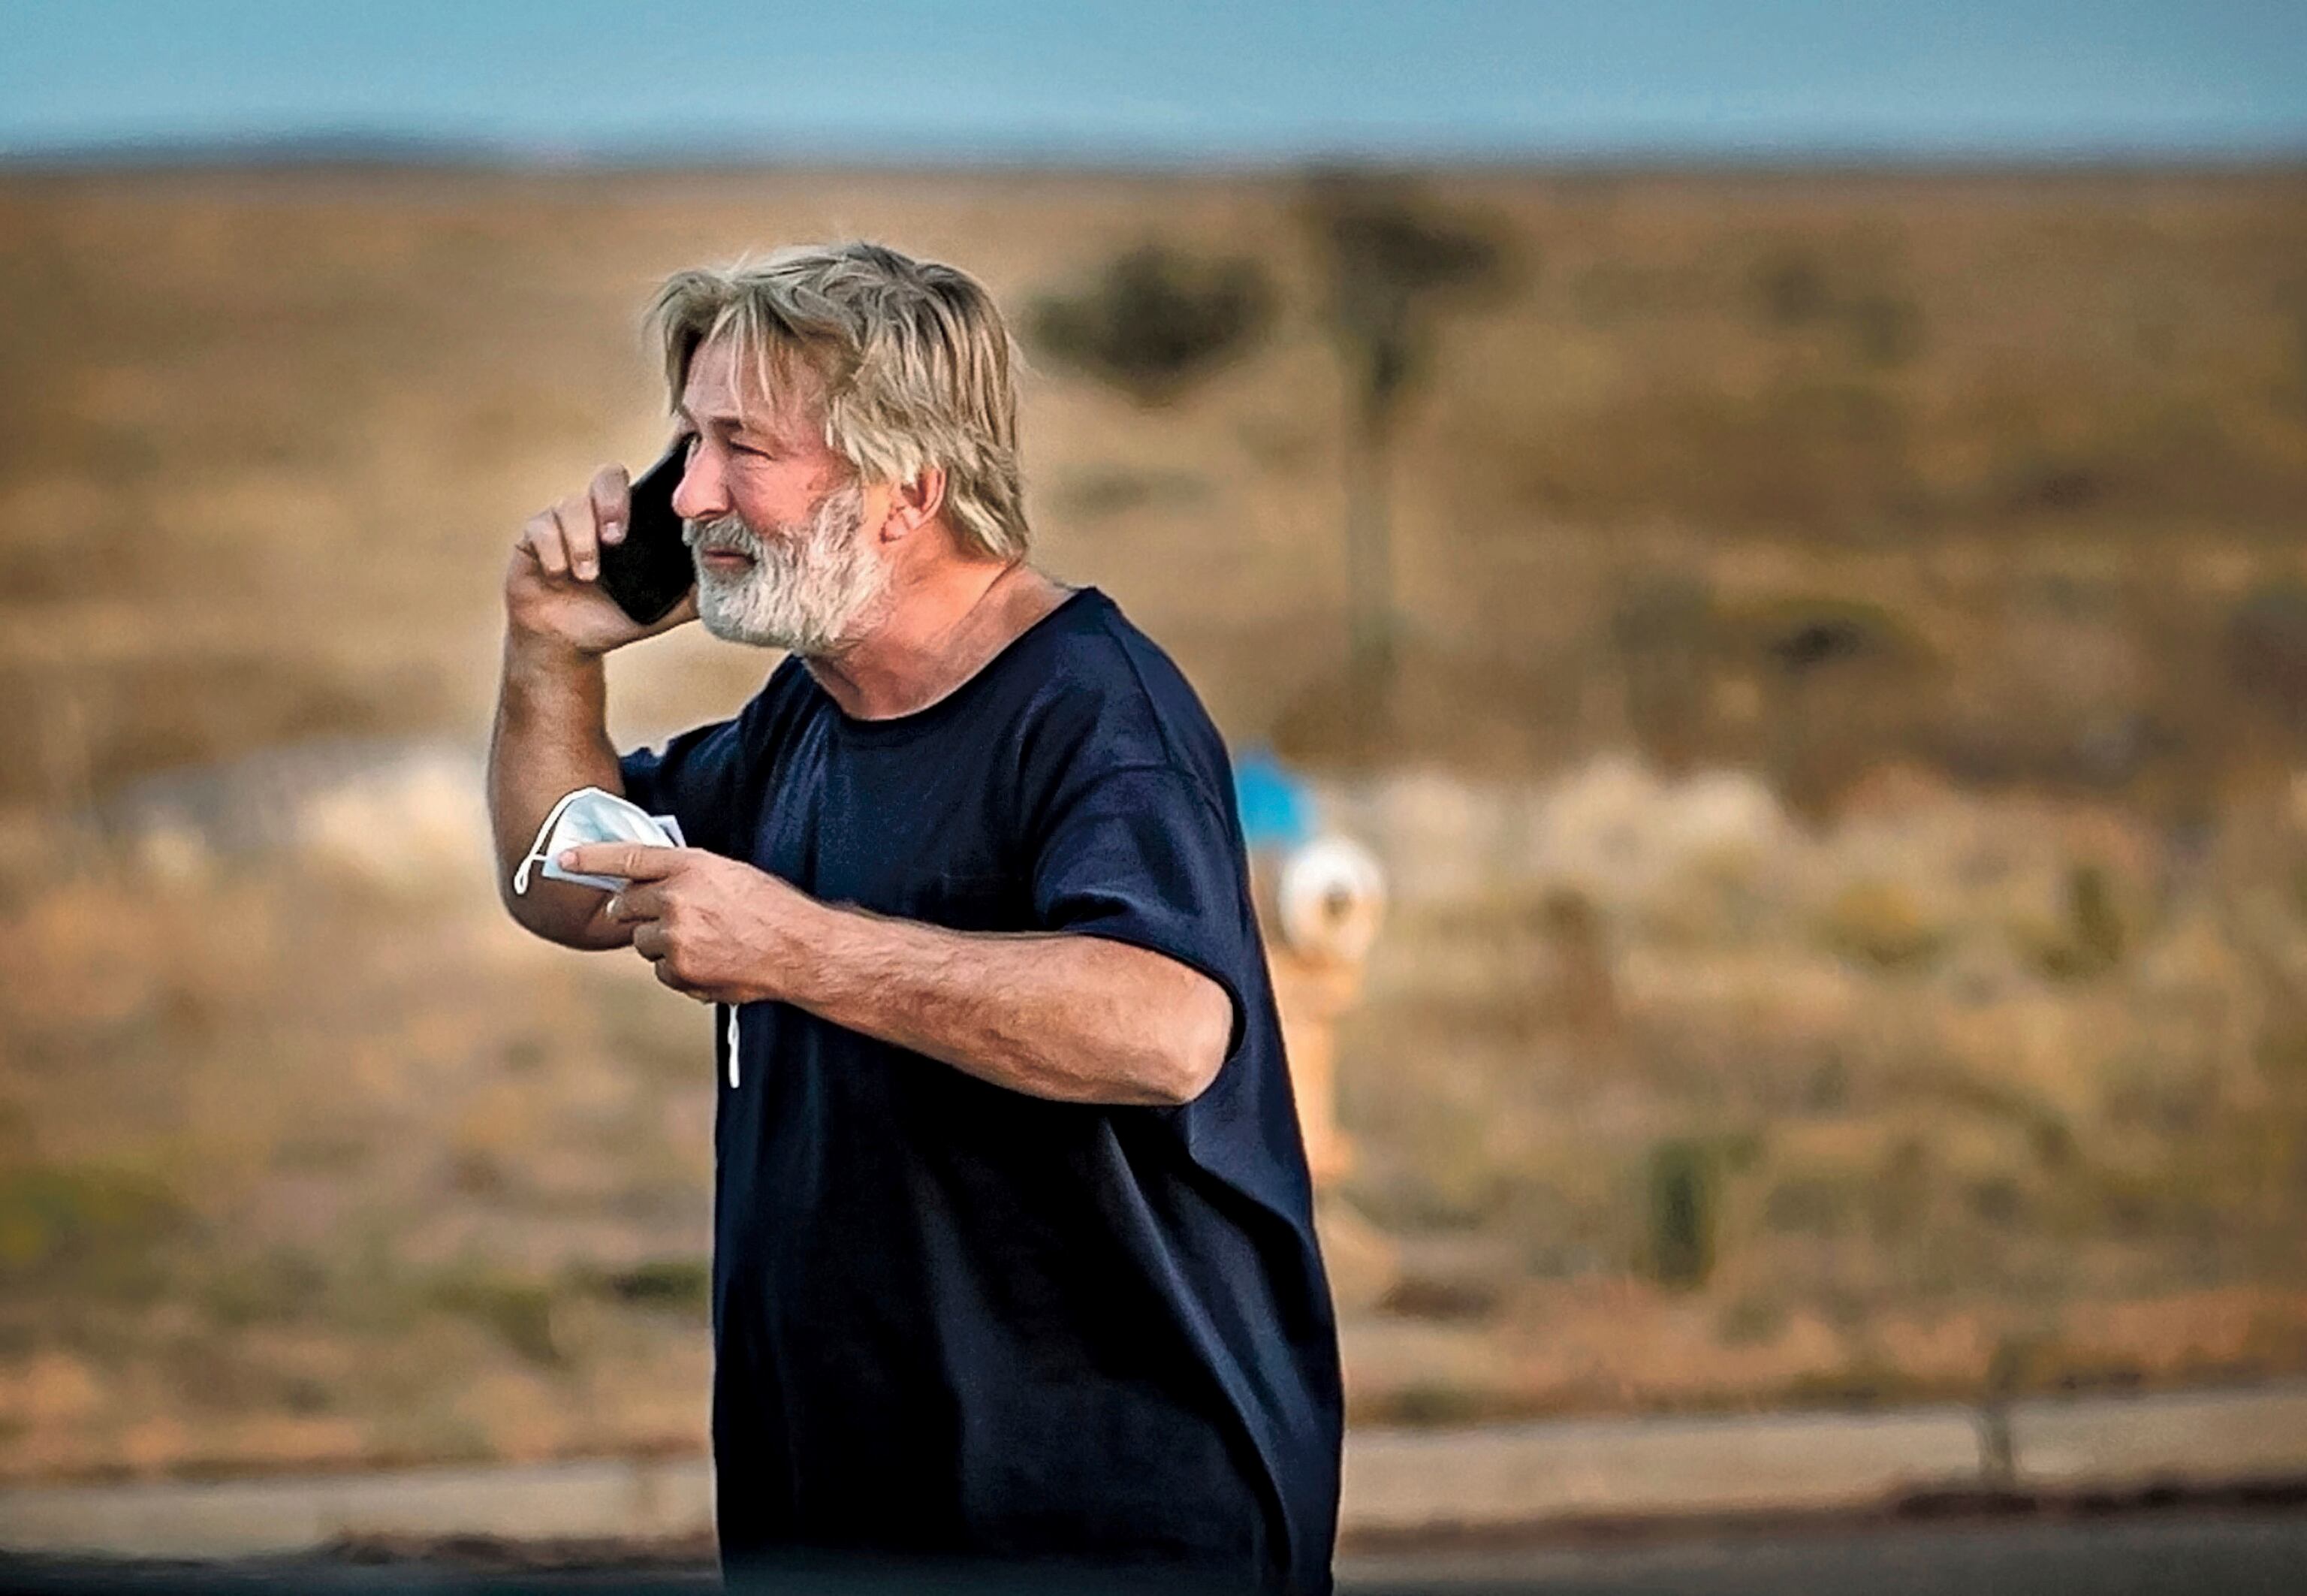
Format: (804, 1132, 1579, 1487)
(880, 466, 948, 542)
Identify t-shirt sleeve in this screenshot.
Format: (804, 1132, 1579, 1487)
(1030, 762, 1256, 1062)
(617, 717, 744, 859)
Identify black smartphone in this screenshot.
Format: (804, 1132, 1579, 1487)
(596, 436, 697, 626)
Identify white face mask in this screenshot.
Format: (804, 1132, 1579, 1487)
(511, 786, 686, 896)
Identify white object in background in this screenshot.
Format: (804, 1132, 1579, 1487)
(511, 786, 686, 895)
(1277, 834, 1387, 964)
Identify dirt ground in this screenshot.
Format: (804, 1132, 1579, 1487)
(2, 163, 2305, 1481)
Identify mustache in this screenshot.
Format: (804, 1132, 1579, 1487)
(683, 514, 762, 557)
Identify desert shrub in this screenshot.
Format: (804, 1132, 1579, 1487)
(1027, 244, 1275, 406)
(1646, 1139, 1717, 1290)
(1744, 595, 1930, 680)
(596, 1257, 710, 1314)
(1868, 1137, 1935, 1245)
(197, 1248, 332, 1329)
(1750, 246, 1926, 365)
(0, 1163, 191, 1298)
(1764, 1166, 1870, 1238)
(2001, 459, 2109, 514)
(1612, 572, 1721, 767)
(425, 1266, 563, 1368)
(1716, 1292, 1791, 1347)
(1848, 295, 1926, 367)
(1754, 249, 1832, 327)
(2067, 861, 2126, 972)
(1375, 1382, 1500, 1427)
(2019, 861, 2131, 981)
(1817, 879, 1948, 971)
(1611, 572, 1717, 656)
(1969, 1175, 2029, 1229)
(2227, 581, 2307, 732)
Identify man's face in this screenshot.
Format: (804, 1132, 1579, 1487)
(670, 336, 891, 655)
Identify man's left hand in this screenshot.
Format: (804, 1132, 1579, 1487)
(558, 843, 815, 1004)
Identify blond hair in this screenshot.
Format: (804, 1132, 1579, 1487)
(647, 242, 1029, 560)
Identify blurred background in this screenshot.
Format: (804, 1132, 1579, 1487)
(3, 0, 2306, 1534)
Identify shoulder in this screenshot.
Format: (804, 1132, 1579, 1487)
(1007, 589, 1234, 806)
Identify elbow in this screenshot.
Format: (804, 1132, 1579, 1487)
(496, 876, 563, 944)
(1144, 976, 1234, 1107)
(497, 875, 623, 952)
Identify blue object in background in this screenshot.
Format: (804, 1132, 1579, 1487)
(1234, 746, 1317, 852)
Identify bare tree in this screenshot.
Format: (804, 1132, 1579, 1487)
(1305, 176, 1511, 683)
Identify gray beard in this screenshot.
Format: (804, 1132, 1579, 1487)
(683, 483, 887, 655)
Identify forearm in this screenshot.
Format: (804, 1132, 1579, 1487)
(487, 633, 628, 949)
(780, 903, 1232, 1107)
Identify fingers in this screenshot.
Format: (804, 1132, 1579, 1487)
(553, 496, 601, 582)
(633, 923, 712, 1003)
(559, 842, 686, 882)
(520, 508, 570, 578)
(602, 882, 668, 924)
(518, 465, 629, 584)
(653, 958, 711, 1001)
(519, 497, 596, 580)
(590, 463, 632, 548)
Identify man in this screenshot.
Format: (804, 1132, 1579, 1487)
(487, 242, 1342, 1592)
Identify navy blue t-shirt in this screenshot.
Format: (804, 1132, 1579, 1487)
(617, 587, 1342, 1594)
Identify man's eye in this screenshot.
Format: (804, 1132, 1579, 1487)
(729, 442, 771, 459)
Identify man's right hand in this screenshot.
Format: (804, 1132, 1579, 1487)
(505, 462, 697, 658)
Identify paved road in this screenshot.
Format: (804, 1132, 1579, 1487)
(13, 1382, 2307, 1560)
(5, 1383, 2305, 1590)
(2, 1509, 2303, 1594)
(1340, 1509, 2307, 1594)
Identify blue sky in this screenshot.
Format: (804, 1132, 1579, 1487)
(5, 0, 2302, 163)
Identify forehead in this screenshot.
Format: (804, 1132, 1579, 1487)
(679, 333, 826, 442)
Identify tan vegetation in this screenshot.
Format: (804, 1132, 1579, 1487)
(2, 164, 2304, 1480)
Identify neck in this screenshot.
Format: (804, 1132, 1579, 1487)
(804, 557, 1069, 720)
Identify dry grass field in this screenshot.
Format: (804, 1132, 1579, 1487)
(2, 163, 2305, 1480)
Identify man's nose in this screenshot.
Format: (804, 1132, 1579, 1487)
(671, 445, 725, 522)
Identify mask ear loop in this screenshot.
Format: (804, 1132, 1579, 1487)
(511, 786, 588, 896)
